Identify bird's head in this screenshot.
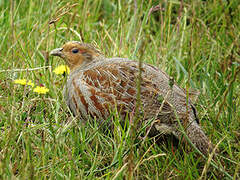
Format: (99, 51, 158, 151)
(50, 41, 103, 70)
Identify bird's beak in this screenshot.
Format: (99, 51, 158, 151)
(50, 48, 63, 57)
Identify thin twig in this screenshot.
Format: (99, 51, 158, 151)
(0, 66, 52, 73)
(199, 136, 226, 180)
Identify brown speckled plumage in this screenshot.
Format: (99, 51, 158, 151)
(50, 41, 213, 155)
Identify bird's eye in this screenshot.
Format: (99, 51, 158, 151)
(72, 48, 79, 54)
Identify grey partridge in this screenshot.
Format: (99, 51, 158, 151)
(50, 41, 213, 155)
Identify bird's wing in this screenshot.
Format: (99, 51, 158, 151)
(68, 60, 178, 122)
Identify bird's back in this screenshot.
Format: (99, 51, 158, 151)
(65, 58, 196, 125)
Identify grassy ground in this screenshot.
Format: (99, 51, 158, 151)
(0, 0, 239, 179)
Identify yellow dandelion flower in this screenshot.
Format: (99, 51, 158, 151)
(33, 86, 49, 94)
(14, 79, 35, 87)
(14, 79, 27, 85)
(53, 65, 70, 75)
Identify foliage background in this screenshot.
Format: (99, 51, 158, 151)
(0, 0, 239, 179)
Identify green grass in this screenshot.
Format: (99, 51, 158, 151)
(0, 0, 239, 179)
